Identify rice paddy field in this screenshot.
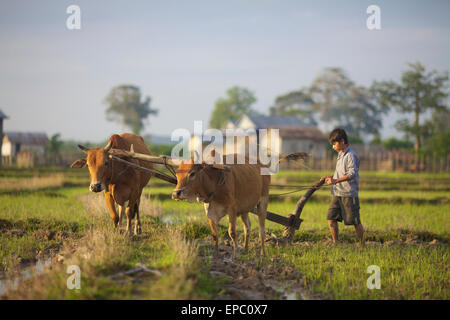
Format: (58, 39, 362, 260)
(0, 167, 448, 300)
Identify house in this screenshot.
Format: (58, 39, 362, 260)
(0, 109, 8, 160)
(224, 114, 328, 159)
(2, 132, 49, 157)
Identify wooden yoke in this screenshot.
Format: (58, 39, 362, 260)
(109, 147, 178, 166)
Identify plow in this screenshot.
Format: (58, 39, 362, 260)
(108, 146, 325, 244)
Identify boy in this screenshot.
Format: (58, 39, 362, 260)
(322, 128, 364, 244)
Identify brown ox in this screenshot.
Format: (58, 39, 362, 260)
(70, 133, 152, 235)
(171, 154, 270, 258)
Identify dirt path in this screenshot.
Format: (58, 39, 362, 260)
(198, 240, 314, 300)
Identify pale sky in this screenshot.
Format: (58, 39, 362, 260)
(1, 0, 449, 142)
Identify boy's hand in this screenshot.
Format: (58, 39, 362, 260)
(325, 177, 337, 185)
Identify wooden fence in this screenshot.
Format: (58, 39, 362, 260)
(2, 149, 449, 173)
(281, 150, 450, 173)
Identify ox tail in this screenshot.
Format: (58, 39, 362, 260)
(278, 152, 309, 163)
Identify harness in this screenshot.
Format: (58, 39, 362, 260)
(107, 157, 134, 187)
(201, 169, 226, 203)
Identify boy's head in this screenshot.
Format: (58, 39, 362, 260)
(328, 128, 348, 152)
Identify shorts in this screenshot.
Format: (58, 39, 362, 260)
(326, 196, 361, 225)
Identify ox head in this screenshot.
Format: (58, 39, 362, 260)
(70, 140, 113, 193)
(171, 156, 231, 203)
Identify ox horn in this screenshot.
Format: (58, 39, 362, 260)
(193, 150, 201, 163)
(104, 140, 113, 152)
(78, 144, 90, 154)
(211, 164, 232, 172)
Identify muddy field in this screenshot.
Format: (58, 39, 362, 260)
(0, 168, 449, 299)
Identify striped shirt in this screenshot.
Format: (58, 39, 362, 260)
(331, 146, 360, 197)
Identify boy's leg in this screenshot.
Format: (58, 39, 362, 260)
(328, 220, 339, 243)
(355, 223, 364, 243)
(326, 196, 342, 244)
(341, 197, 364, 244)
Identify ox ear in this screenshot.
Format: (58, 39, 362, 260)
(71, 158, 87, 168)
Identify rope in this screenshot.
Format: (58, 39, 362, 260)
(268, 181, 330, 198)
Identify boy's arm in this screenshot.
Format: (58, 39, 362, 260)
(321, 173, 335, 182)
(326, 153, 357, 185)
(327, 174, 350, 185)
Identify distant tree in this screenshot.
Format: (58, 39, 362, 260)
(48, 133, 64, 165)
(422, 107, 450, 157)
(371, 62, 449, 156)
(48, 133, 63, 154)
(209, 86, 257, 129)
(309, 67, 388, 138)
(269, 89, 317, 125)
(105, 85, 158, 135)
(370, 133, 382, 145)
(382, 137, 414, 150)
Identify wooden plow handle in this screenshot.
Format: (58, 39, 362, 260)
(281, 178, 326, 243)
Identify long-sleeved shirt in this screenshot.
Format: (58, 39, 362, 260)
(331, 146, 360, 197)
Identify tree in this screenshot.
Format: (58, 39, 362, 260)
(105, 85, 158, 135)
(48, 133, 63, 165)
(422, 107, 450, 157)
(209, 86, 257, 129)
(371, 62, 449, 156)
(382, 137, 414, 150)
(309, 67, 388, 138)
(269, 89, 317, 125)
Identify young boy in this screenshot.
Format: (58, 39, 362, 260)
(322, 128, 364, 244)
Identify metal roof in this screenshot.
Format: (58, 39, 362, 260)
(277, 126, 327, 141)
(246, 114, 308, 128)
(0, 110, 8, 119)
(4, 132, 49, 145)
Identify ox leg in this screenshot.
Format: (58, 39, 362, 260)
(117, 205, 125, 228)
(134, 202, 142, 235)
(241, 213, 251, 252)
(228, 213, 239, 259)
(257, 197, 268, 257)
(208, 219, 219, 257)
(104, 191, 119, 228)
(125, 204, 136, 235)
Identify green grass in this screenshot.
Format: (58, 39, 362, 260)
(0, 168, 449, 299)
(263, 243, 448, 299)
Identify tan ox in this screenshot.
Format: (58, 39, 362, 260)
(172, 153, 271, 258)
(71, 133, 152, 235)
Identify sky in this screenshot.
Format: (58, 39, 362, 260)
(0, 0, 449, 143)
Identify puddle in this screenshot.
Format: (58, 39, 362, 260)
(263, 279, 308, 300)
(160, 214, 200, 225)
(160, 215, 178, 225)
(0, 258, 52, 296)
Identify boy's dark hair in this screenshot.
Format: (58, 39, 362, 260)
(328, 128, 348, 144)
